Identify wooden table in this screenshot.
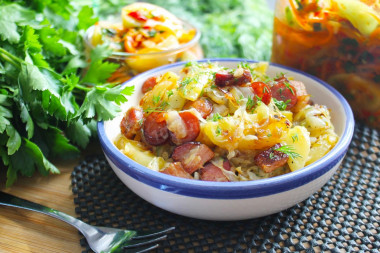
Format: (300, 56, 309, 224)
(0, 143, 102, 253)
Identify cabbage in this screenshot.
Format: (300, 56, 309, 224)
(334, 0, 380, 36)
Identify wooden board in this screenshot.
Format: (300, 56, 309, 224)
(0, 143, 102, 252)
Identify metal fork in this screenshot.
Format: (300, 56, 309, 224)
(0, 191, 174, 253)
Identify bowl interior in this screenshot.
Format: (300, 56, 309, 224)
(105, 60, 348, 144)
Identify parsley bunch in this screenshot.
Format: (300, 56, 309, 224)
(0, 0, 133, 186)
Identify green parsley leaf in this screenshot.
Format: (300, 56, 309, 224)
(5, 125, 21, 155)
(38, 24, 67, 57)
(81, 60, 119, 85)
(7, 138, 60, 186)
(76, 85, 126, 121)
(65, 120, 91, 149)
(0, 94, 12, 133)
(0, 4, 36, 43)
(20, 101, 34, 139)
(77, 6, 98, 30)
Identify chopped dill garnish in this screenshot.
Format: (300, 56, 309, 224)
(274, 145, 302, 159)
(216, 126, 222, 136)
(211, 113, 223, 122)
(179, 77, 194, 88)
(144, 101, 169, 114)
(291, 133, 299, 143)
(152, 94, 161, 105)
(276, 72, 286, 79)
(167, 90, 174, 98)
(273, 98, 290, 111)
(246, 96, 255, 111)
(284, 82, 295, 95)
(237, 94, 244, 103)
(184, 61, 199, 67)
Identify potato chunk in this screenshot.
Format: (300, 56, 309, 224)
(282, 126, 310, 171)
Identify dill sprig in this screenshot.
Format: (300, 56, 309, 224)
(274, 145, 302, 159)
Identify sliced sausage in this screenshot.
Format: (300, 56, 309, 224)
(161, 162, 193, 179)
(183, 97, 213, 118)
(214, 69, 252, 87)
(169, 111, 200, 145)
(172, 142, 214, 174)
(200, 160, 231, 182)
(214, 71, 234, 87)
(143, 112, 169, 146)
(289, 80, 311, 112)
(234, 69, 253, 86)
(254, 143, 289, 173)
(289, 80, 307, 96)
(271, 82, 298, 110)
(120, 107, 143, 139)
(141, 76, 157, 93)
(251, 81, 272, 105)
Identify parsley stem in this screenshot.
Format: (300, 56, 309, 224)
(0, 47, 22, 68)
(74, 84, 92, 92)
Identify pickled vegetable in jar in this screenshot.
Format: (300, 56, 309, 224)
(271, 0, 380, 127)
(85, 3, 203, 83)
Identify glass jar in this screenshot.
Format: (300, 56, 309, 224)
(84, 3, 204, 84)
(85, 20, 203, 84)
(271, 0, 380, 128)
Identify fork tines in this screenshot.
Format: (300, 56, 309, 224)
(123, 227, 175, 252)
(123, 243, 159, 253)
(132, 226, 175, 239)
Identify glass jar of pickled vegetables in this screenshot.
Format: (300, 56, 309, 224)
(271, 0, 380, 128)
(85, 3, 203, 84)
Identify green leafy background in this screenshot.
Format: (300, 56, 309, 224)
(0, 0, 273, 186)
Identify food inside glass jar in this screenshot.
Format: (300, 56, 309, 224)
(271, 0, 380, 127)
(87, 3, 202, 83)
(115, 62, 339, 182)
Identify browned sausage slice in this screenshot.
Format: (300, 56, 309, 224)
(183, 97, 213, 119)
(254, 143, 289, 173)
(169, 111, 200, 145)
(141, 76, 157, 93)
(214, 69, 252, 87)
(172, 142, 214, 174)
(120, 107, 143, 139)
(289, 80, 307, 96)
(271, 82, 298, 110)
(143, 112, 169, 146)
(161, 162, 193, 179)
(200, 160, 231, 182)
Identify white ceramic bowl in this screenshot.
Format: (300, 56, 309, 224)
(98, 59, 355, 221)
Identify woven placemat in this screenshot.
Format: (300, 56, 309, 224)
(71, 123, 380, 252)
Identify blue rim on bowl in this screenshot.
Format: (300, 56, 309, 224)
(98, 58, 355, 199)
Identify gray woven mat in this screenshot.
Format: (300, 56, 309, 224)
(71, 123, 380, 252)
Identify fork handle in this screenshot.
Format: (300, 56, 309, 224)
(0, 191, 95, 235)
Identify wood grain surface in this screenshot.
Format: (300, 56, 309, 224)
(0, 143, 102, 253)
